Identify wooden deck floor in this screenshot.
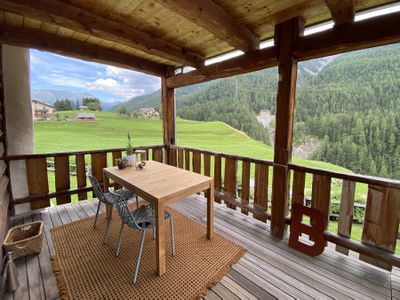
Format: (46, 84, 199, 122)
(4, 195, 400, 299)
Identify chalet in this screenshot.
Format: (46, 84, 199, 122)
(0, 1, 400, 299)
(138, 107, 159, 117)
(31, 99, 55, 120)
(76, 112, 96, 121)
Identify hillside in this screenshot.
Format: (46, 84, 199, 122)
(112, 44, 400, 179)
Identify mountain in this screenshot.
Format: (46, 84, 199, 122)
(31, 90, 95, 104)
(31, 89, 121, 110)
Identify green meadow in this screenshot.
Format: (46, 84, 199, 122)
(34, 111, 381, 250)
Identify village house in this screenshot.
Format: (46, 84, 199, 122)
(31, 99, 55, 120)
(138, 107, 159, 117)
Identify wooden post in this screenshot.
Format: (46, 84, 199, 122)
(162, 67, 176, 164)
(271, 18, 304, 239)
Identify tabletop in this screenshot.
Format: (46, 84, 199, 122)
(104, 160, 213, 204)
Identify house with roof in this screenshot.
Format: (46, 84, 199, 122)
(31, 99, 55, 120)
(138, 107, 159, 117)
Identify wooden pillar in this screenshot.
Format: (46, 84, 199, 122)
(271, 18, 304, 239)
(0, 44, 11, 271)
(162, 67, 176, 164)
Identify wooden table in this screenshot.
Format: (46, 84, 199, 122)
(103, 160, 214, 276)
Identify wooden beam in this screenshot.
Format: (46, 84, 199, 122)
(295, 11, 400, 61)
(157, 0, 259, 52)
(326, 0, 355, 25)
(0, 26, 167, 77)
(162, 67, 176, 147)
(167, 47, 277, 88)
(271, 17, 304, 239)
(0, 0, 204, 67)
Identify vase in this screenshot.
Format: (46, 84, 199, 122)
(125, 154, 136, 167)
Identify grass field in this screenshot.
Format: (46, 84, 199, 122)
(34, 111, 385, 251)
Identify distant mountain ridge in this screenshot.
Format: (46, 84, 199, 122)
(31, 89, 122, 110)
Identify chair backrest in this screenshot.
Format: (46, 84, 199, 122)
(87, 174, 107, 203)
(108, 189, 142, 230)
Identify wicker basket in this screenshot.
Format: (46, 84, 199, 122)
(3, 221, 44, 259)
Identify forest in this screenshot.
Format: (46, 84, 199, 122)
(113, 44, 400, 179)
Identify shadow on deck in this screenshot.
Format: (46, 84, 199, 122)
(4, 195, 400, 299)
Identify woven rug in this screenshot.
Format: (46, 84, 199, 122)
(50, 205, 245, 299)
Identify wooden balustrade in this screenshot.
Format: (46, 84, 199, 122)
(3, 145, 165, 211)
(169, 145, 400, 270)
(3, 143, 400, 270)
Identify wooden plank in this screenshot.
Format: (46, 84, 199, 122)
(291, 170, 305, 206)
(254, 163, 268, 222)
(184, 150, 190, 171)
(204, 153, 211, 177)
(75, 154, 87, 200)
(241, 161, 250, 215)
(156, 0, 259, 52)
(311, 174, 332, 229)
(224, 157, 237, 210)
(0, 0, 204, 67)
(177, 149, 184, 169)
(326, 0, 355, 25)
(295, 11, 400, 61)
(167, 47, 277, 88)
(168, 147, 177, 167)
(271, 17, 304, 238)
(152, 148, 163, 163)
(162, 71, 176, 147)
(214, 155, 222, 203)
(26, 157, 49, 209)
(336, 180, 356, 255)
(0, 25, 167, 77)
(54, 155, 71, 204)
(192, 151, 201, 174)
(360, 185, 400, 270)
(91, 152, 107, 197)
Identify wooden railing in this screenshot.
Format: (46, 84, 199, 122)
(3, 143, 400, 269)
(168, 145, 400, 270)
(4, 145, 165, 213)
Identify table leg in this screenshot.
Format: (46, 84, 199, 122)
(156, 202, 166, 275)
(103, 172, 112, 219)
(207, 182, 214, 239)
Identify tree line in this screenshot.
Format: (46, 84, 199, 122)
(54, 97, 102, 111)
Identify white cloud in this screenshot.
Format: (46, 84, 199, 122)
(86, 77, 145, 100)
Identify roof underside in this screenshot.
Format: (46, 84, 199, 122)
(0, 0, 396, 76)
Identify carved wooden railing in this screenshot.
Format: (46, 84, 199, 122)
(168, 145, 400, 270)
(4, 145, 165, 213)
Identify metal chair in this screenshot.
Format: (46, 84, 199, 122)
(87, 174, 138, 244)
(109, 189, 175, 284)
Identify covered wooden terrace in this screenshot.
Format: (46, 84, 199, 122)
(1, 0, 400, 299)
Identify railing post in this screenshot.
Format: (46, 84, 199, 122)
(271, 17, 304, 239)
(162, 66, 176, 165)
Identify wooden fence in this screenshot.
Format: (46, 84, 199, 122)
(168, 145, 400, 270)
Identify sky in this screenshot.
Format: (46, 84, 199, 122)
(30, 50, 161, 103)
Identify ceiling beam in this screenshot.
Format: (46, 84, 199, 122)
(0, 0, 204, 68)
(167, 47, 277, 88)
(295, 11, 400, 61)
(325, 0, 355, 25)
(156, 0, 259, 52)
(167, 10, 400, 88)
(0, 26, 168, 77)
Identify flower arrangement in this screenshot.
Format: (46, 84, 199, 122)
(115, 157, 128, 169)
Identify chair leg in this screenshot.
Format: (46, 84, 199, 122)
(135, 196, 139, 210)
(102, 208, 113, 244)
(93, 200, 101, 228)
(115, 222, 125, 257)
(132, 229, 147, 284)
(170, 217, 175, 257)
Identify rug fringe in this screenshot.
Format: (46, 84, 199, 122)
(51, 256, 71, 300)
(195, 248, 247, 299)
